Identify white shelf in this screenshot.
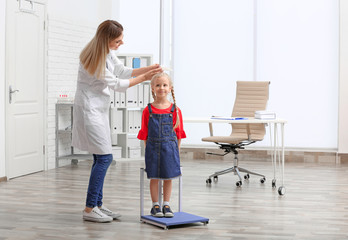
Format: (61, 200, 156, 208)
(55, 103, 90, 167)
(57, 154, 93, 160)
(111, 54, 152, 158)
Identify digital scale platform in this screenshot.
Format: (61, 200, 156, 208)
(140, 168, 209, 230)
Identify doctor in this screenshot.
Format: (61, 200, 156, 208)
(72, 20, 162, 223)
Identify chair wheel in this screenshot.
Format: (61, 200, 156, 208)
(206, 178, 212, 184)
(236, 181, 242, 187)
(260, 177, 266, 184)
(244, 174, 250, 180)
(278, 186, 286, 195)
(272, 179, 276, 188)
(213, 176, 218, 182)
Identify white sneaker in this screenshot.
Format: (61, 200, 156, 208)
(99, 205, 122, 219)
(83, 206, 113, 223)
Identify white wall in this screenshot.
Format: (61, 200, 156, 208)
(0, 0, 6, 178)
(173, 0, 339, 150)
(173, 0, 255, 146)
(45, 0, 122, 169)
(118, 0, 160, 64)
(339, 0, 348, 153)
(48, 0, 98, 24)
(257, 0, 339, 149)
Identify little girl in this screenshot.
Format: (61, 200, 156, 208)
(137, 72, 186, 218)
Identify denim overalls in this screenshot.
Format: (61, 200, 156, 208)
(145, 104, 181, 179)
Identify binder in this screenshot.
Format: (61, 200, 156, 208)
(138, 84, 144, 107)
(134, 110, 142, 132)
(128, 111, 135, 133)
(126, 57, 133, 67)
(110, 109, 123, 145)
(120, 92, 126, 107)
(111, 109, 123, 133)
(143, 84, 150, 106)
(115, 91, 120, 107)
(115, 110, 123, 133)
(140, 58, 148, 67)
(110, 89, 115, 108)
(132, 58, 141, 68)
(126, 86, 138, 107)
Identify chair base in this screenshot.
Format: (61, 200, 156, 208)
(206, 143, 266, 187)
(206, 165, 266, 187)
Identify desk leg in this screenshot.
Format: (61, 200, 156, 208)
(272, 123, 277, 188)
(278, 123, 286, 195)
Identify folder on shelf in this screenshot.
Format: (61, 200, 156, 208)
(138, 85, 144, 107)
(134, 111, 142, 132)
(117, 110, 124, 133)
(115, 91, 120, 107)
(128, 111, 135, 133)
(112, 110, 123, 133)
(132, 58, 141, 69)
(110, 90, 115, 108)
(126, 86, 138, 107)
(255, 110, 276, 119)
(143, 85, 150, 106)
(120, 92, 126, 107)
(140, 58, 148, 67)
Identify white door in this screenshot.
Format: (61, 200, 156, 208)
(6, 0, 45, 179)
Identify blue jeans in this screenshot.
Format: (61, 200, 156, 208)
(86, 154, 113, 208)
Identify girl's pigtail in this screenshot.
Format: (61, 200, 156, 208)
(171, 88, 180, 130)
(151, 89, 156, 101)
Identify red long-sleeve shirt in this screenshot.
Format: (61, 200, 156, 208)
(137, 104, 186, 140)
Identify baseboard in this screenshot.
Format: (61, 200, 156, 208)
(0, 176, 7, 182)
(339, 154, 348, 164)
(181, 144, 338, 153)
(180, 145, 342, 164)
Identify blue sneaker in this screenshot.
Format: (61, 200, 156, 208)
(151, 205, 164, 217)
(162, 205, 174, 218)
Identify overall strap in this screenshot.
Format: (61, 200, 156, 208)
(148, 103, 152, 114)
(170, 104, 176, 113)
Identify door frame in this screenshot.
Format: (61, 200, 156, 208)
(5, 0, 48, 178)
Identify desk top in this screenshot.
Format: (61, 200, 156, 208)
(183, 117, 287, 124)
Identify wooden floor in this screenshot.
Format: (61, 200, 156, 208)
(1, 156, 348, 240)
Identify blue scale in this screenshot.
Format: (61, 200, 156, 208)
(140, 168, 209, 230)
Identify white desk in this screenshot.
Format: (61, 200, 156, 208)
(183, 117, 287, 195)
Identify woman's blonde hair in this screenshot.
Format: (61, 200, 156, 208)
(151, 73, 180, 129)
(80, 20, 123, 79)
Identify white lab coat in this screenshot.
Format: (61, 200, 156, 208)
(72, 51, 132, 154)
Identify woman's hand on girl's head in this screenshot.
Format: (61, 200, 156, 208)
(143, 67, 163, 81)
(150, 64, 161, 70)
(131, 64, 162, 78)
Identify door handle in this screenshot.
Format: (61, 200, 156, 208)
(9, 85, 19, 104)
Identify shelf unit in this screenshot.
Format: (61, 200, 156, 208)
(110, 54, 153, 158)
(55, 102, 92, 168)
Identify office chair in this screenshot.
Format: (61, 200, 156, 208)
(202, 81, 270, 187)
